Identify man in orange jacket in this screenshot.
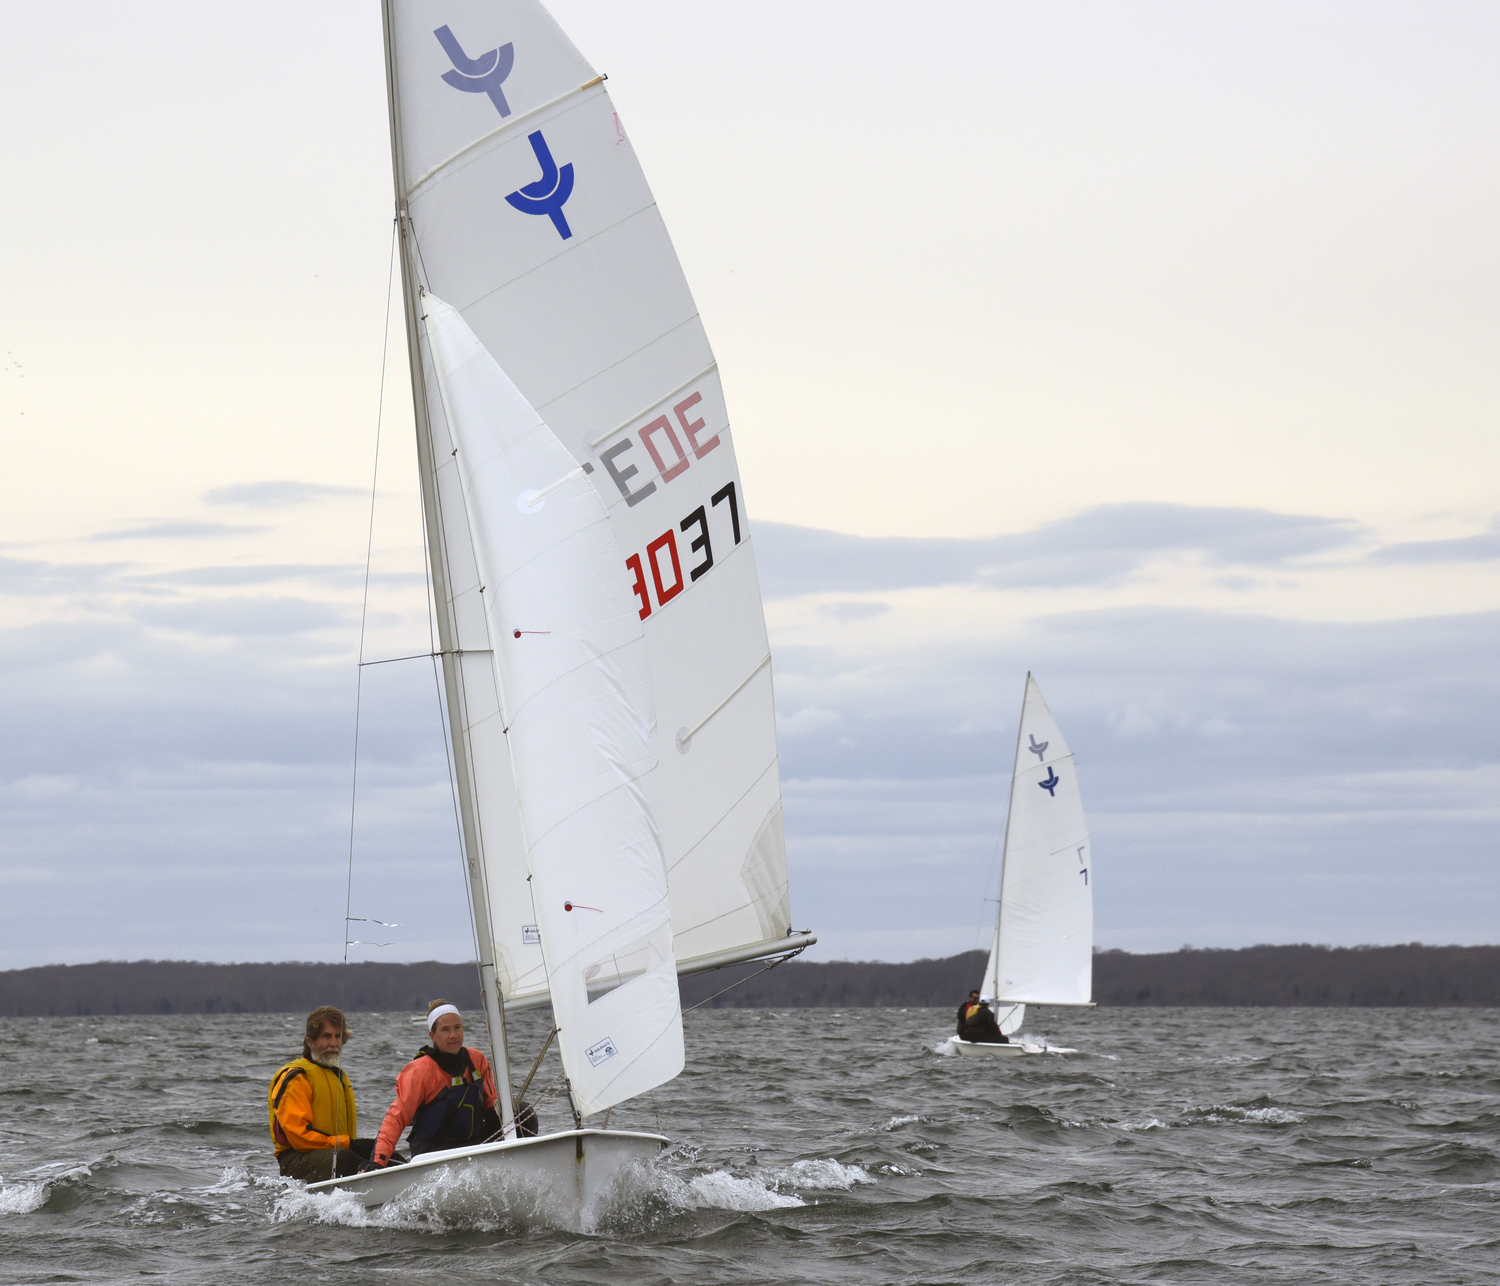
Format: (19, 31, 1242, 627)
(267, 1006, 383, 1182)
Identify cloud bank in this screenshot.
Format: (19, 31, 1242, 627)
(0, 500, 1495, 967)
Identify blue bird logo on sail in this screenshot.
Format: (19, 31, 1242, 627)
(1028, 734, 1048, 761)
(433, 25, 515, 116)
(1038, 767, 1060, 796)
(505, 132, 575, 239)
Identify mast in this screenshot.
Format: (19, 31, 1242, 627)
(985, 672, 1029, 999)
(379, 0, 515, 1136)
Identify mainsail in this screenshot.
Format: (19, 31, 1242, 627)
(381, 0, 810, 1032)
(984, 675, 1093, 1007)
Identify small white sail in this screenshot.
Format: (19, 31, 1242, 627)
(387, 0, 805, 1002)
(984, 675, 1093, 1006)
(423, 294, 683, 1116)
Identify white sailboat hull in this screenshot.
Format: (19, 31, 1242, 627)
(304, 1128, 667, 1219)
(946, 1036, 1045, 1058)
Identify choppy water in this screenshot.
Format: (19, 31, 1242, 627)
(1, 1006, 1497, 1284)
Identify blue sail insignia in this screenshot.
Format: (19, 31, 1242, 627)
(433, 25, 515, 116)
(505, 131, 576, 239)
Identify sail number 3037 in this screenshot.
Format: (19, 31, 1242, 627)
(625, 482, 740, 619)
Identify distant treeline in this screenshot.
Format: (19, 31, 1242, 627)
(1, 944, 1496, 1017)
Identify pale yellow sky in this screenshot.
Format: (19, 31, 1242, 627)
(2, 0, 1496, 568)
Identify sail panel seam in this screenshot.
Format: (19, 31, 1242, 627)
(405, 77, 607, 198)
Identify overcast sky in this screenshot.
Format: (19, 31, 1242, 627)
(1, 1, 1496, 969)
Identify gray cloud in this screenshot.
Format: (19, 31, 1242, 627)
(91, 521, 260, 542)
(0, 556, 124, 593)
(130, 563, 358, 588)
(1, 509, 1495, 966)
(753, 503, 1362, 597)
(1369, 517, 1500, 565)
(770, 604, 1500, 956)
(134, 597, 351, 638)
(204, 481, 365, 508)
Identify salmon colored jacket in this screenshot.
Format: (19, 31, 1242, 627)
(374, 1047, 497, 1165)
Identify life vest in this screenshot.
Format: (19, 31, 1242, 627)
(409, 1049, 488, 1153)
(268, 1057, 357, 1153)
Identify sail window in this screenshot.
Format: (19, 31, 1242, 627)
(584, 929, 672, 1004)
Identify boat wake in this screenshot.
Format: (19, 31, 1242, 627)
(244, 1154, 876, 1234)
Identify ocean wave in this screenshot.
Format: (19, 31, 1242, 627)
(0, 1163, 95, 1216)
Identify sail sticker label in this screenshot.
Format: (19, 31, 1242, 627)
(625, 483, 741, 619)
(522, 924, 541, 945)
(505, 131, 575, 239)
(433, 25, 514, 116)
(1028, 734, 1048, 760)
(1038, 767, 1060, 795)
(585, 1036, 618, 1067)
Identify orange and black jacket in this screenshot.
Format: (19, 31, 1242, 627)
(267, 1058, 357, 1154)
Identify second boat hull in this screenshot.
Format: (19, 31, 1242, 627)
(947, 1036, 1044, 1058)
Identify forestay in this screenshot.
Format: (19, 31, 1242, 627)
(423, 295, 683, 1115)
(386, 0, 804, 1012)
(985, 675, 1093, 1006)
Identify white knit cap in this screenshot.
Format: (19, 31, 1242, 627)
(426, 1003, 462, 1032)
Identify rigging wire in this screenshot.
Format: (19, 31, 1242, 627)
(341, 220, 400, 1013)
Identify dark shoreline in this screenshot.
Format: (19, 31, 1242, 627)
(2, 943, 1496, 1017)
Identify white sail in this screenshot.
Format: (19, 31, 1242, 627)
(983, 675, 1093, 1006)
(423, 294, 683, 1116)
(385, 0, 807, 1007)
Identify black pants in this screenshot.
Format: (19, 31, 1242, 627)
(277, 1137, 375, 1182)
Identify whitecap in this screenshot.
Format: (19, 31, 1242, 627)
(677, 1170, 804, 1211)
(880, 1114, 923, 1131)
(768, 1159, 874, 1191)
(1193, 1104, 1304, 1125)
(0, 1179, 48, 1215)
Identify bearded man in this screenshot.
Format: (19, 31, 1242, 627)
(267, 1005, 379, 1182)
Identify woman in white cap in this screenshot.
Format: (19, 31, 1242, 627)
(369, 999, 506, 1166)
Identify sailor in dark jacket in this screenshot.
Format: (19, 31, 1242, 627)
(960, 996, 1010, 1044)
(956, 989, 981, 1037)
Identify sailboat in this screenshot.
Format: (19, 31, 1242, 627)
(948, 674, 1092, 1058)
(307, 0, 813, 1216)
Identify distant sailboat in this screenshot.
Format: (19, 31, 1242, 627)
(310, 0, 813, 1218)
(948, 674, 1092, 1058)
